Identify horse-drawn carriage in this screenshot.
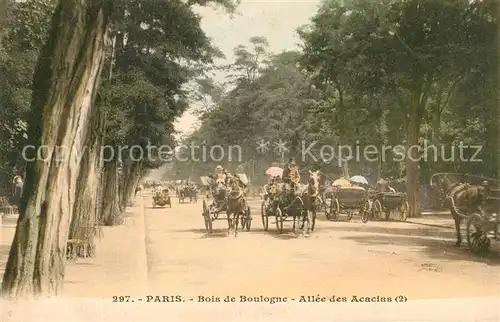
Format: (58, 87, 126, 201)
(365, 185, 408, 223)
(202, 173, 252, 234)
(324, 179, 370, 222)
(260, 170, 320, 234)
(152, 189, 171, 208)
(431, 173, 500, 254)
(178, 184, 198, 203)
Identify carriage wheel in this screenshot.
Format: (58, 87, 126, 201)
(275, 207, 284, 234)
(245, 206, 252, 231)
(330, 198, 340, 221)
(361, 200, 372, 223)
(202, 200, 213, 233)
(466, 213, 490, 254)
(324, 198, 333, 220)
(372, 200, 383, 221)
(261, 201, 269, 231)
(399, 201, 409, 222)
(204, 214, 213, 232)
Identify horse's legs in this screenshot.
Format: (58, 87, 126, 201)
(305, 209, 314, 235)
(226, 209, 233, 235)
(234, 212, 239, 237)
(452, 210, 462, 246)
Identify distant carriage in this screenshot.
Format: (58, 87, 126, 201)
(186, 185, 198, 203)
(367, 192, 408, 222)
(325, 184, 370, 222)
(152, 189, 171, 208)
(179, 184, 198, 203)
(363, 179, 408, 222)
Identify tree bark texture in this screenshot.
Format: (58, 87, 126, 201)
(406, 88, 422, 218)
(497, 0, 500, 180)
(68, 108, 104, 258)
(1, 0, 112, 298)
(100, 158, 121, 226)
(120, 160, 143, 210)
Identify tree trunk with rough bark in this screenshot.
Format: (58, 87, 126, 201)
(100, 158, 121, 226)
(1, 0, 112, 298)
(120, 160, 143, 210)
(406, 89, 422, 218)
(67, 109, 104, 259)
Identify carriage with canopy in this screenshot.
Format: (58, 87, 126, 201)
(202, 173, 251, 233)
(324, 177, 370, 222)
(431, 173, 500, 254)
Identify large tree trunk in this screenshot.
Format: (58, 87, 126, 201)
(406, 90, 422, 218)
(497, 0, 500, 179)
(67, 109, 104, 259)
(1, 0, 112, 298)
(100, 158, 121, 226)
(120, 160, 143, 210)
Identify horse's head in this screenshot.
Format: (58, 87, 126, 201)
(308, 170, 320, 187)
(308, 170, 320, 196)
(433, 174, 459, 195)
(227, 176, 244, 199)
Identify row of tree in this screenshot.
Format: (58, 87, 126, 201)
(170, 0, 498, 218)
(0, 0, 237, 297)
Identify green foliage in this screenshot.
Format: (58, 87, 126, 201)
(174, 0, 497, 185)
(0, 0, 56, 190)
(0, 0, 239, 191)
(100, 0, 235, 169)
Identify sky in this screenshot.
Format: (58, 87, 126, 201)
(173, 0, 321, 136)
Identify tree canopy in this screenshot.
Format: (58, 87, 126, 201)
(171, 0, 497, 215)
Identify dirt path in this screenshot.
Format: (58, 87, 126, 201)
(0, 194, 498, 321)
(143, 196, 499, 300)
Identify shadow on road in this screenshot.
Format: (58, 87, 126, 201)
(173, 228, 231, 238)
(342, 233, 500, 266)
(315, 213, 354, 222)
(324, 223, 457, 239)
(268, 231, 303, 240)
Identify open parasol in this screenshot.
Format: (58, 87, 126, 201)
(265, 166, 283, 177)
(332, 177, 351, 187)
(350, 175, 369, 185)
